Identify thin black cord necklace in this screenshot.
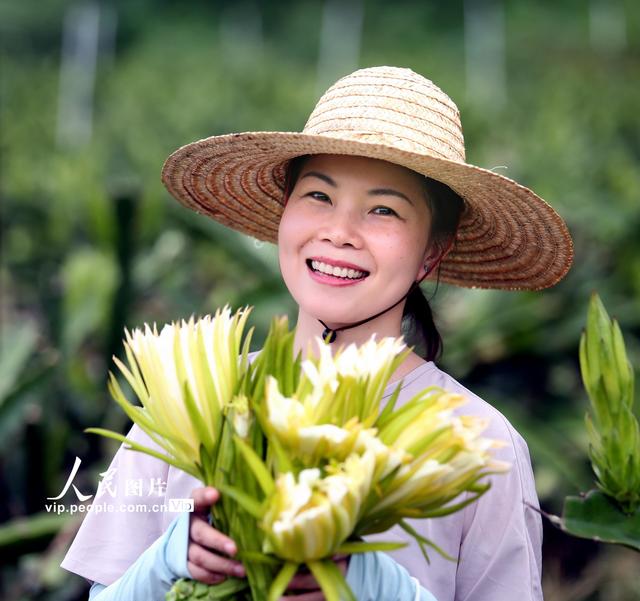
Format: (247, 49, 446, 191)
(317, 270, 431, 343)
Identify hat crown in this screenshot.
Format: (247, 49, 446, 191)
(303, 66, 466, 163)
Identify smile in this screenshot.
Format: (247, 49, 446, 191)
(306, 258, 369, 286)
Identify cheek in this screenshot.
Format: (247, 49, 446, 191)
(370, 225, 428, 275)
(278, 206, 297, 249)
(277, 206, 307, 278)
(278, 202, 307, 245)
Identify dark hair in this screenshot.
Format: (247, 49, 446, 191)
(403, 177, 464, 361)
(282, 155, 465, 362)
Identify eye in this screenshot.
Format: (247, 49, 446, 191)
(306, 191, 331, 203)
(371, 205, 399, 217)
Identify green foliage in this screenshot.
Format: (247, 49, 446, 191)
(551, 491, 640, 551)
(546, 295, 640, 552)
(61, 249, 119, 353)
(167, 577, 248, 601)
(580, 294, 640, 513)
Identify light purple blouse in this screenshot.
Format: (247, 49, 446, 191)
(61, 361, 542, 601)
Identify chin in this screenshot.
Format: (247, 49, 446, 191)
(300, 297, 368, 328)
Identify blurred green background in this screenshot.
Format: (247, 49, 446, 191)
(2, 0, 639, 599)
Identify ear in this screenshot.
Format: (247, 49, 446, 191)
(418, 247, 442, 279)
(418, 237, 457, 279)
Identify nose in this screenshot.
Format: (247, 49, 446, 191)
(316, 206, 363, 248)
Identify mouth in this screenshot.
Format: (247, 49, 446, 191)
(306, 258, 370, 282)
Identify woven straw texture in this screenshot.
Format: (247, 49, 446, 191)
(162, 66, 573, 290)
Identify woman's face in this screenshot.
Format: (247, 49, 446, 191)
(278, 154, 433, 328)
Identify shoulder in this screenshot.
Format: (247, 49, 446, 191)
(407, 363, 530, 455)
(401, 363, 538, 501)
(392, 363, 543, 594)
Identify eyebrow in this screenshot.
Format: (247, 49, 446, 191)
(300, 171, 337, 187)
(368, 187, 414, 206)
(299, 171, 415, 205)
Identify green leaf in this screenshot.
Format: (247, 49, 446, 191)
(336, 540, 407, 554)
(203, 577, 248, 598)
(236, 550, 281, 567)
(416, 486, 490, 518)
(0, 319, 38, 401)
(61, 248, 118, 353)
(375, 381, 402, 428)
(0, 353, 57, 450)
(168, 576, 249, 600)
(216, 483, 265, 519)
(0, 511, 71, 548)
(308, 560, 356, 601)
(262, 425, 293, 473)
(234, 435, 275, 497)
(182, 381, 214, 457)
(551, 490, 640, 550)
(377, 393, 439, 444)
(267, 561, 298, 601)
(193, 325, 223, 443)
(399, 520, 457, 563)
(84, 428, 202, 481)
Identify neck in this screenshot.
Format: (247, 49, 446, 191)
(293, 305, 402, 356)
(292, 305, 427, 382)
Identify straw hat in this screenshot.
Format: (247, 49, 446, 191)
(161, 66, 573, 290)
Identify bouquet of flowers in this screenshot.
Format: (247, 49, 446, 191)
(87, 306, 508, 601)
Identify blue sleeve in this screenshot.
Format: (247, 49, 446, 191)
(87, 515, 435, 601)
(346, 551, 438, 601)
(88, 511, 191, 600)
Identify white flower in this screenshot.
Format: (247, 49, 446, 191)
(262, 451, 376, 560)
(264, 377, 360, 462)
(107, 306, 251, 480)
(302, 335, 406, 389)
(368, 388, 509, 518)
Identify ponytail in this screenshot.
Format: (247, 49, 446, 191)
(402, 285, 442, 362)
(403, 176, 465, 362)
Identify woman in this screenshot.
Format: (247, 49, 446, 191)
(61, 66, 573, 600)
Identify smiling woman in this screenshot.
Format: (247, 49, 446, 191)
(280, 153, 464, 358)
(279, 155, 432, 341)
(61, 66, 573, 601)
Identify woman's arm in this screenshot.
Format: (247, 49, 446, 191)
(60, 424, 174, 586)
(88, 486, 246, 600)
(347, 552, 437, 601)
(88, 514, 438, 601)
(87, 482, 438, 601)
(88, 510, 191, 600)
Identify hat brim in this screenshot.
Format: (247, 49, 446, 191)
(161, 131, 573, 290)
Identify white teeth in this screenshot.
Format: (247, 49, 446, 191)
(310, 260, 366, 279)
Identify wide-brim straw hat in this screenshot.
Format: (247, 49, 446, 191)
(162, 66, 573, 290)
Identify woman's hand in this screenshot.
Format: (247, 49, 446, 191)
(187, 487, 246, 585)
(187, 486, 349, 598)
(281, 554, 350, 600)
